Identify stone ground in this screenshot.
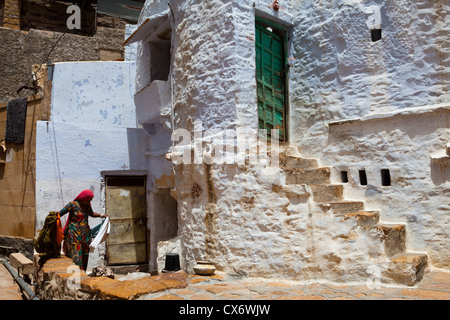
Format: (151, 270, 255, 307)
(1, 260, 449, 300)
(0, 263, 25, 300)
(137, 268, 450, 300)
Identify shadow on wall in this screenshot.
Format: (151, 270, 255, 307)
(126, 128, 150, 170)
(431, 157, 450, 185)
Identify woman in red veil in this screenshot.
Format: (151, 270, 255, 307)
(60, 190, 107, 271)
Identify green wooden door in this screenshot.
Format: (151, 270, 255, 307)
(256, 20, 286, 141)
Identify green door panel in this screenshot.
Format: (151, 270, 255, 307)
(255, 20, 286, 140)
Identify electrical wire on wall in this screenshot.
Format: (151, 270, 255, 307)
(17, 0, 89, 98)
(50, 120, 65, 209)
(20, 1, 89, 208)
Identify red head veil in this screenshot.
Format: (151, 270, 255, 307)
(62, 190, 94, 233)
(74, 189, 94, 203)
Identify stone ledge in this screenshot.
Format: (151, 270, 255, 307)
(328, 102, 450, 127)
(9, 253, 34, 275)
(35, 256, 188, 300)
(384, 253, 428, 286)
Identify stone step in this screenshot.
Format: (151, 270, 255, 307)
(35, 256, 188, 300)
(9, 252, 34, 275)
(373, 223, 407, 257)
(285, 167, 331, 185)
(328, 200, 365, 215)
(344, 210, 380, 227)
(276, 184, 309, 197)
(384, 252, 428, 286)
(282, 155, 319, 169)
(310, 184, 344, 202)
(279, 145, 302, 157)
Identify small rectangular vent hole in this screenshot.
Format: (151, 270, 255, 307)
(340, 171, 349, 183)
(381, 169, 391, 186)
(359, 170, 367, 186)
(371, 29, 382, 42)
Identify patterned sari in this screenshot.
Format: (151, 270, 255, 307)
(60, 201, 94, 271)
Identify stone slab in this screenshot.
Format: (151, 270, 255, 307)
(9, 252, 34, 275)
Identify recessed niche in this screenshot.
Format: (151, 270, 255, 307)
(149, 41, 171, 81)
(381, 169, 391, 186)
(371, 29, 382, 42)
(340, 171, 349, 183)
(359, 170, 368, 186)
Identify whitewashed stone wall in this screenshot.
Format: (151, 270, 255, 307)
(138, 0, 449, 281)
(50, 61, 138, 128)
(163, 0, 389, 281)
(173, 160, 395, 281)
(138, 0, 171, 25)
(35, 61, 149, 270)
(125, 25, 138, 62)
(326, 107, 450, 268)
(288, 0, 449, 268)
(36, 61, 142, 226)
(289, 0, 449, 151)
(170, 0, 258, 133)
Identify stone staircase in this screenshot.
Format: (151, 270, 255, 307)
(430, 143, 450, 165)
(279, 147, 428, 286)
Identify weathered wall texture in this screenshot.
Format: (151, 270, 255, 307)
(132, 1, 182, 271)
(326, 107, 450, 269)
(170, 0, 257, 134)
(35, 26, 179, 271)
(288, 0, 450, 268)
(35, 61, 142, 223)
(50, 61, 138, 128)
(165, 0, 392, 281)
(138, 0, 170, 25)
(289, 0, 449, 150)
(173, 160, 405, 282)
(136, 0, 449, 282)
(35, 60, 148, 270)
(0, 65, 51, 240)
(0, 22, 126, 104)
